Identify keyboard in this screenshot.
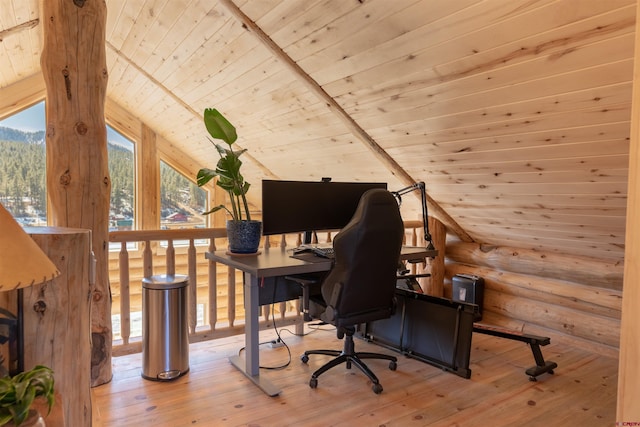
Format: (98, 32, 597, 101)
(293, 244, 335, 259)
(311, 246, 334, 258)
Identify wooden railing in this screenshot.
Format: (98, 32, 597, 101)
(108, 221, 427, 356)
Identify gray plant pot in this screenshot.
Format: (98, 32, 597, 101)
(226, 220, 262, 254)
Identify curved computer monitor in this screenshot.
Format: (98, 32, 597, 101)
(261, 179, 387, 236)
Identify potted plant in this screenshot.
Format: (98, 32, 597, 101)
(197, 108, 262, 254)
(0, 365, 54, 426)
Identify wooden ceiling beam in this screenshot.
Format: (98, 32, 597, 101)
(219, 0, 472, 242)
(105, 40, 277, 181)
(0, 73, 45, 119)
(0, 18, 38, 42)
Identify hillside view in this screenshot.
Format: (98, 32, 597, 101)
(0, 126, 207, 229)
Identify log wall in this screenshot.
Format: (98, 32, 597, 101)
(444, 239, 623, 358)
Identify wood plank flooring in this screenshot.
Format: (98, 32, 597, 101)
(91, 324, 617, 426)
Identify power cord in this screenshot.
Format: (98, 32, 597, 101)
(237, 277, 291, 370)
(237, 277, 337, 369)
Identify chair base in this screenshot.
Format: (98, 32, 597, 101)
(301, 330, 397, 394)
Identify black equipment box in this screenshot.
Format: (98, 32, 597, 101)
(452, 274, 484, 321)
(361, 288, 477, 379)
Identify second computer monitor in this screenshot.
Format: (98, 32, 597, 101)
(261, 179, 387, 236)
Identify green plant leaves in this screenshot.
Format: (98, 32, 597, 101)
(204, 108, 237, 145)
(0, 365, 55, 426)
(197, 108, 252, 221)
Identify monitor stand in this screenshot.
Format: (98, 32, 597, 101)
(303, 230, 314, 245)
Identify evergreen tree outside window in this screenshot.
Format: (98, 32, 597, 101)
(0, 102, 47, 224)
(106, 126, 135, 231)
(0, 101, 136, 230)
(160, 160, 207, 230)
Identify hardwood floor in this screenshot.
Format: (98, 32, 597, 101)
(91, 325, 617, 426)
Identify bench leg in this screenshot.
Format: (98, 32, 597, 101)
(525, 343, 558, 381)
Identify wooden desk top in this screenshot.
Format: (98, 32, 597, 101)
(205, 248, 333, 278)
(400, 246, 438, 262)
(205, 246, 436, 278)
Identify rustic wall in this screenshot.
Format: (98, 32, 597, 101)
(444, 239, 622, 357)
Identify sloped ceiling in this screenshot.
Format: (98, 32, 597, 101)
(0, 0, 634, 263)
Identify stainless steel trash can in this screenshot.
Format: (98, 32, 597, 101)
(141, 274, 190, 381)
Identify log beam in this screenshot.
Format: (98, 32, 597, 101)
(40, 0, 112, 386)
(138, 124, 159, 230)
(0, 73, 45, 120)
(446, 263, 622, 318)
(482, 288, 620, 348)
(446, 240, 624, 290)
(0, 18, 38, 42)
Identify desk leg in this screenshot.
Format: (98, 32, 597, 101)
(229, 272, 281, 397)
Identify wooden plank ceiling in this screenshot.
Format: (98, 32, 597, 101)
(0, 0, 634, 263)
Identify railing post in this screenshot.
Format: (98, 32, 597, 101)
(166, 239, 175, 276)
(188, 239, 197, 334)
(228, 267, 236, 327)
(143, 240, 153, 278)
(208, 238, 217, 331)
(119, 242, 131, 345)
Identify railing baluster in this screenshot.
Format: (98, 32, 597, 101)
(166, 239, 175, 276)
(143, 240, 152, 278)
(228, 267, 236, 327)
(208, 238, 217, 331)
(188, 238, 197, 334)
(411, 226, 419, 274)
(119, 242, 131, 345)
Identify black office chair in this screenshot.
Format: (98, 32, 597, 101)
(300, 188, 404, 394)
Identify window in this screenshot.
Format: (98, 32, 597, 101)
(107, 127, 135, 231)
(0, 101, 136, 229)
(0, 102, 46, 224)
(160, 161, 207, 229)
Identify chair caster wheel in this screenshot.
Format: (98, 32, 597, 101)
(309, 377, 318, 388)
(372, 383, 383, 394)
(301, 354, 309, 364)
(389, 361, 397, 371)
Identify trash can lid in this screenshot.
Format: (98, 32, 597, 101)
(142, 274, 189, 290)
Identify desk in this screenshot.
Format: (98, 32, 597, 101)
(206, 246, 435, 396)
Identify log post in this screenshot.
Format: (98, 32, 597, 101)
(40, 0, 112, 386)
(25, 228, 92, 427)
(446, 240, 624, 290)
(423, 216, 445, 296)
(138, 124, 159, 230)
